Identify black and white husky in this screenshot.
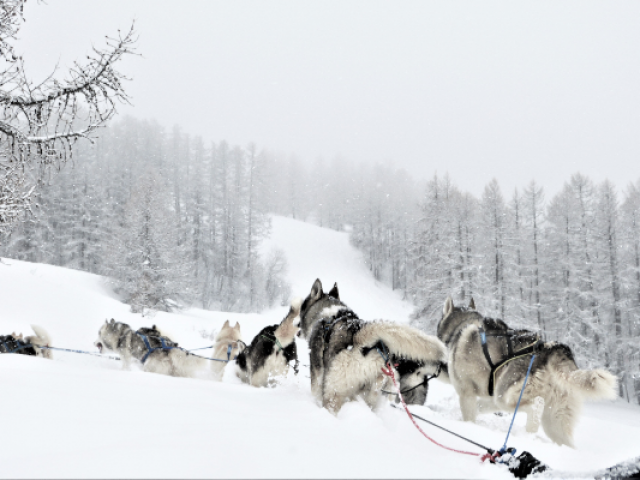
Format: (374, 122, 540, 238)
(308, 304, 447, 414)
(299, 279, 447, 408)
(298, 278, 343, 340)
(235, 299, 301, 387)
(0, 325, 52, 359)
(95, 319, 208, 378)
(438, 297, 617, 447)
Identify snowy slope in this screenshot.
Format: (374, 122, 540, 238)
(1, 216, 638, 479)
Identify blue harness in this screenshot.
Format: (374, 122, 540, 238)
(138, 333, 181, 364)
(138, 333, 236, 364)
(1, 338, 35, 355)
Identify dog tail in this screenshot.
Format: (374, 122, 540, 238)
(28, 325, 53, 359)
(538, 360, 617, 447)
(358, 322, 448, 366)
(566, 368, 618, 401)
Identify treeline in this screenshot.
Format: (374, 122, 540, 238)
(2, 116, 638, 402)
(296, 169, 640, 403)
(1, 117, 291, 313)
(253, 153, 639, 403)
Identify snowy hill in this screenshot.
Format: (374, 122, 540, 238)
(1, 216, 638, 479)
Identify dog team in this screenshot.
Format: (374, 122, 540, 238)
(3, 278, 617, 448)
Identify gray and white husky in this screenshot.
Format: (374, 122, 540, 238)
(309, 304, 447, 414)
(95, 319, 208, 378)
(235, 299, 301, 387)
(299, 279, 446, 407)
(438, 297, 617, 447)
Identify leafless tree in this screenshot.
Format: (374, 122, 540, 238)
(0, 0, 136, 233)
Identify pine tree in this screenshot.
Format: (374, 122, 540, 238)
(105, 168, 193, 315)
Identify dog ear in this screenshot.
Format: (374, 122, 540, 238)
(468, 297, 476, 310)
(443, 297, 454, 317)
(310, 278, 323, 301)
(223, 320, 230, 328)
(289, 297, 302, 317)
(233, 322, 241, 332)
(328, 282, 340, 300)
(110, 318, 115, 324)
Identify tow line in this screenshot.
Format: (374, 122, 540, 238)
(378, 343, 546, 479)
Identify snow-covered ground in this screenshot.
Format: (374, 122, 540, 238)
(1, 216, 638, 479)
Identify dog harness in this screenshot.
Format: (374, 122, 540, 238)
(137, 333, 180, 364)
(321, 308, 361, 342)
(479, 328, 544, 396)
(259, 334, 284, 352)
(0, 336, 36, 355)
(381, 362, 443, 396)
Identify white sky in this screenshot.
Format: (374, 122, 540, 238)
(14, 1, 640, 197)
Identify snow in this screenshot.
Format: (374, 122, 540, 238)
(1, 215, 639, 479)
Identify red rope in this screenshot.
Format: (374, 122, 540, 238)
(382, 364, 484, 458)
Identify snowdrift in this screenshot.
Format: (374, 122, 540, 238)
(1, 216, 638, 479)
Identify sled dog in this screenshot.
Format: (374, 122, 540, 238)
(309, 304, 447, 414)
(0, 325, 52, 359)
(211, 320, 243, 381)
(95, 319, 207, 378)
(437, 297, 618, 447)
(235, 299, 300, 387)
(298, 278, 343, 340)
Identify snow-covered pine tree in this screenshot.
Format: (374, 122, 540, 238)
(105, 167, 193, 315)
(521, 181, 547, 335)
(594, 181, 623, 378)
(619, 180, 640, 402)
(409, 174, 462, 329)
(476, 179, 508, 319)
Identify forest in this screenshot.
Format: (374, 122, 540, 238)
(1, 116, 639, 404)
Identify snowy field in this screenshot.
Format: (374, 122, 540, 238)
(1, 216, 639, 479)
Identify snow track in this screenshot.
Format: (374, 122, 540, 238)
(1, 216, 638, 479)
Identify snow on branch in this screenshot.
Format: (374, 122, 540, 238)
(0, 0, 137, 235)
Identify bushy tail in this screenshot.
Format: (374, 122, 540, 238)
(28, 325, 53, 359)
(567, 368, 618, 400)
(540, 367, 617, 447)
(357, 322, 448, 365)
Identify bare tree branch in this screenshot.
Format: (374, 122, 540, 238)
(0, 0, 137, 235)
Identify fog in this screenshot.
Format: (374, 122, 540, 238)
(16, 0, 640, 196)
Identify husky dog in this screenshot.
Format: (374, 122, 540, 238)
(0, 325, 52, 359)
(95, 319, 207, 378)
(211, 320, 243, 381)
(309, 305, 447, 414)
(298, 278, 343, 340)
(235, 300, 301, 387)
(438, 297, 618, 447)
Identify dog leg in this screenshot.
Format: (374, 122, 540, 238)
(361, 384, 382, 410)
(120, 352, 133, 370)
(310, 366, 323, 404)
(459, 394, 479, 422)
(323, 390, 347, 414)
(477, 396, 499, 414)
(523, 396, 544, 433)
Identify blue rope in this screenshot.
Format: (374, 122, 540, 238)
(376, 342, 390, 365)
(39, 346, 121, 361)
(500, 353, 537, 456)
(187, 346, 213, 352)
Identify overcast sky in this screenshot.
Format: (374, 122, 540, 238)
(15, 1, 640, 197)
